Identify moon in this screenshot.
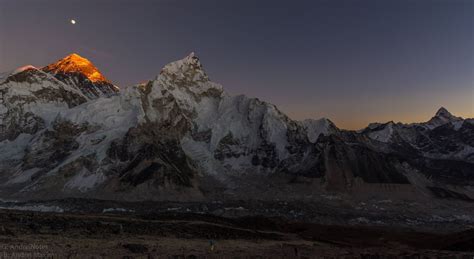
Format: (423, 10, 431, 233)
(70, 19, 76, 25)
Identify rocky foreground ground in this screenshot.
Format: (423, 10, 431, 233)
(0, 207, 473, 258)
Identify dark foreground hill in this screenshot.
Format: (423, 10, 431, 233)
(0, 208, 472, 258)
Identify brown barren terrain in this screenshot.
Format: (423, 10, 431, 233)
(0, 209, 473, 258)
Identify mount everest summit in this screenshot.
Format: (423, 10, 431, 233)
(0, 53, 473, 202)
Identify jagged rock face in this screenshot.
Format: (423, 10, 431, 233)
(320, 135, 410, 186)
(107, 125, 198, 188)
(0, 67, 87, 142)
(0, 53, 473, 202)
(20, 119, 90, 186)
(42, 53, 119, 99)
(302, 118, 339, 143)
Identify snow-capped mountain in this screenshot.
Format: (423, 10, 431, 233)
(424, 107, 464, 130)
(0, 53, 472, 202)
(360, 108, 474, 163)
(42, 53, 119, 99)
(0, 65, 87, 143)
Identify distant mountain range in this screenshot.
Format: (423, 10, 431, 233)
(0, 53, 472, 202)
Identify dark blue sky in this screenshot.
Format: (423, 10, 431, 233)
(1, 0, 473, 128)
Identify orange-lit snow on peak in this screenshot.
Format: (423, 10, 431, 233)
(43, 53, 109, 83)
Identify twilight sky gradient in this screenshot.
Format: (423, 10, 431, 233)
(1, 0, 472, 129)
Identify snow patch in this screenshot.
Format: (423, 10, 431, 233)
(64, 169, 106, 192)
(367, 122, 394, 142)
(302, 118, 333, 143)
(12, 65, 37, 75)
(7, 168, 40, 184)
(0, 205, 64, 213)
(0, 134, 33, 161)
(102, 208, 134, 213)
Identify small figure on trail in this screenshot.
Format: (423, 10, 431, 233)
(209, 239, 216, 252)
